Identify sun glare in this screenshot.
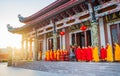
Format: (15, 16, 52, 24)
(8, 34, 22, 49)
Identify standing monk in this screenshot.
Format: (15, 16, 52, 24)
(93, 46, 99, 62)
(46, 50, 50, 61)
(86, 46, 93, 62)
(100, 46, 107, 61)
(56, 49, 60, 61)
(106, 43, 113, 62)
(76, 46, 82, 61)
(54, 50, 57, 61)
(81, 47, 86, 62)
(114, 43, 120, 61)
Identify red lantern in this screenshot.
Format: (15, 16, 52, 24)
(60, 31, 65, 36)
(80, 25, 87, 31)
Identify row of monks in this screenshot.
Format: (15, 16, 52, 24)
(45, 49, 69, 61)
(45, 43, 120, 62)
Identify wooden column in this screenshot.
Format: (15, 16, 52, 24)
(33, 28, 38, 61)
(51, 19, 57, 50)
(29, 39, 33, 60)
(21, 35, 25, 60)
(25, 37, 28, 60)
(88, 1, 99, 46)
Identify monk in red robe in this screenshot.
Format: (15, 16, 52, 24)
(86, 46, 93, 62)
(100, 46, 107, 61)
(81, 47, 86, 62)
(76, 46, 82, 61)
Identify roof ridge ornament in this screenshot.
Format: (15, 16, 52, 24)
(7, 24, 14, 31)
(18, 14, 25, 22)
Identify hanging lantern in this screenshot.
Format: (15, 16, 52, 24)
(80, 25, 87, 31)
(60, 31, 65, 36)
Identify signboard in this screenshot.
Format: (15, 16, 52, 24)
(106, 11, 120, 22)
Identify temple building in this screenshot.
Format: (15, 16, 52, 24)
(8, 0, 120, 60)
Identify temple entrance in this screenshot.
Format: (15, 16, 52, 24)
(110, 24, 120, 45)
(47, 37, 60, 50)
(48, 38, 53, 50)
(71, 30, 91, 47)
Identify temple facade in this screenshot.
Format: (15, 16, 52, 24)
(8, 0, 120, 60)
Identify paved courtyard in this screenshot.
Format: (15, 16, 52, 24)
(0, 63, 72, 76)
(12, 61, 120, 76)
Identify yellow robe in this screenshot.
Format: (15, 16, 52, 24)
(93, 46, 99, 62)
(56, 50, 60, 61)
(50, 50, 53, 60)
(106, 45, 113, 62)
(54, 51, 57, 60)
(46, 51, 50, 61)
(115, 44, 120, 61)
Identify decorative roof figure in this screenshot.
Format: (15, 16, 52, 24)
(18, 14, 25, 22)
(7, 24, 14, 31)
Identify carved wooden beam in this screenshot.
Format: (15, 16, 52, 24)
(60, 12, 69, 18)
(66, 9, 75, 16)
(79, 3, 87, 11)
(72, 5, 81, 13)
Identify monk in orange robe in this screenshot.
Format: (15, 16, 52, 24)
(60, 49, 64, 61)
(93, 46, 99, 62)
(106, 43, 113, 62)
(76, 46, 82, 61)
(100, 46, 107, 61)
(46, 50, 50, 61)
(54, 50, 57, 61)
(45, 51, 47, 61)
(56, 49, 60, 61)
(65, 50, 69, 61)
(50, 50, 53, 61)
(114, 43, 120, 61)
(86, 46, 93, 62)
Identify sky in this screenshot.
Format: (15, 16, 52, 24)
(0, 0, 56, 48)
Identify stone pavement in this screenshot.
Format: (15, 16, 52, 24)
(0, 63, 72, 76)
(12, 61, 120, 76)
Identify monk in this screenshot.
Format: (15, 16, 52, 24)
(106, 43, 113, 62)
(65, 50, 69, 61)
(46, 50, 50, 61)
(60, 49, 64, 61)
(114, 43, 120, 61)
(45, 51, 47, 61)
(100, 46, 107, 61)
(93, 46, 99, 62)
(50, 50, 53, 61)
(86, 46, 93, 62)
(76, 46, 82, 61)
(81, 47, 86, 62)
(56, 49, 60, 61)
(54, 50, 57, 61)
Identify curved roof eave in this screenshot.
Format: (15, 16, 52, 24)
(20, 0, 69, 23)
(13, 0, 85, 34)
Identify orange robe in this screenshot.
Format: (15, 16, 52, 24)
(56, 50, 60, 61)
(46, 51, 50, 61)
(93, 46, 99, 62)
(115, 43, 120, 61)
(50, 50, 53, 61)
(106, 44, 113, 62)
(54, 51, 57, 61)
